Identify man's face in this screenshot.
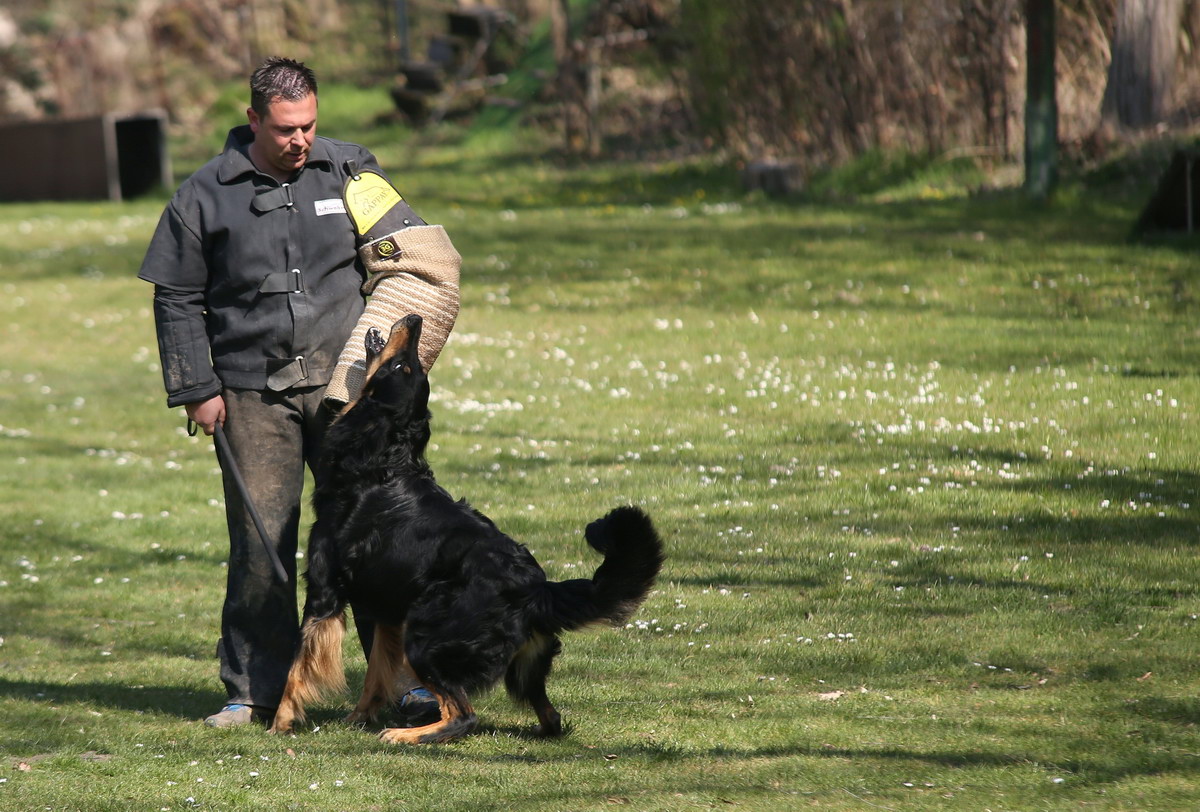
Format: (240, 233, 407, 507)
(248, 93, 317, 178)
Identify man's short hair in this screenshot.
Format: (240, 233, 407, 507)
(250, 57, 318, 117)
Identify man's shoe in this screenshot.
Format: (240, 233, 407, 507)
(203, 703, 266, 728)
(396, 688, 440, 727)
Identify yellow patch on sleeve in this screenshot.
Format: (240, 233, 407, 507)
(345, 172, 403, 236)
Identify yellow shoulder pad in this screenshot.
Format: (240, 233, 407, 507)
(344, 171, 403, 237)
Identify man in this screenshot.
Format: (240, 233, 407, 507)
(140, 57, 435, 727)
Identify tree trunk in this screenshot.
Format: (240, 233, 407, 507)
(550, 0, 586, 152)
(1025, 0, 1056, 201)
(1099, 0, 1184, 132)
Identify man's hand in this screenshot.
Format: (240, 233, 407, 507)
(186, 395, 226, 436)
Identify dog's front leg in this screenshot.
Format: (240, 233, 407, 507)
(346, 623, 418, 725)
(270, 682, 302, 735)
(268, 613, 348, 734)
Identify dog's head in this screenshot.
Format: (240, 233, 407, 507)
(358, 314, 430, 421)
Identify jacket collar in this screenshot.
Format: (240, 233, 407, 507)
(217, 124, 334, 184)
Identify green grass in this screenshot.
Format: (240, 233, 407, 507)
(2, 114, 1200, 810)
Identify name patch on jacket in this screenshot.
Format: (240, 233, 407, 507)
(314, 198, 348, 217)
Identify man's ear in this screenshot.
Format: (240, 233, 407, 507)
(247, 107, 260, 134)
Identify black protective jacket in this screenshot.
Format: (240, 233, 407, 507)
(139, 125, 385, 407)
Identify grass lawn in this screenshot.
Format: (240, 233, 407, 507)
(2, 90, 1199, 810)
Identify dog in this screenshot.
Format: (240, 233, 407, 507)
(268, 314, 664, 743)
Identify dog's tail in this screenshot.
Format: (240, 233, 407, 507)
(537, 506, 664, 633)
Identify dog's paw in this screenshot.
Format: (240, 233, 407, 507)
(378, 726, 422, 745)
(535, 720, 563, 738)
(344, 710, 373, 727)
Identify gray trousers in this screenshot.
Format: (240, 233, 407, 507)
(215, 386, 373, 709)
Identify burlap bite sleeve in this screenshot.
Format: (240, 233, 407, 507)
(325, 224, 461, 406)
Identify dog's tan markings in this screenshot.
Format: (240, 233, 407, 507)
(338, 319, 417, 416)
(270, 613, 347, 734)
(346, 623, 419, 725)
(378, 692, 476, 744)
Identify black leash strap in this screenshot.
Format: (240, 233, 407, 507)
(212, 422, 289, 583)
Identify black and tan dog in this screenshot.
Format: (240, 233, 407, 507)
(269, 314, 664, 743)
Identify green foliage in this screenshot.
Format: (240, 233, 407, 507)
(2, 120, 1200, 810)
(806, 149, 988, 201)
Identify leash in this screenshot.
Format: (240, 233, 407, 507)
(190, 418, 290, 583)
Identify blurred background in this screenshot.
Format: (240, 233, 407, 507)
(2, 1, 1199, 194)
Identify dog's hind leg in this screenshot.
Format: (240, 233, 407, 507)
(346, 623, 418, 725)
(378, 686, 477, 744)
(504, 632, 563, 737)
(269, 613, 347, 734)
